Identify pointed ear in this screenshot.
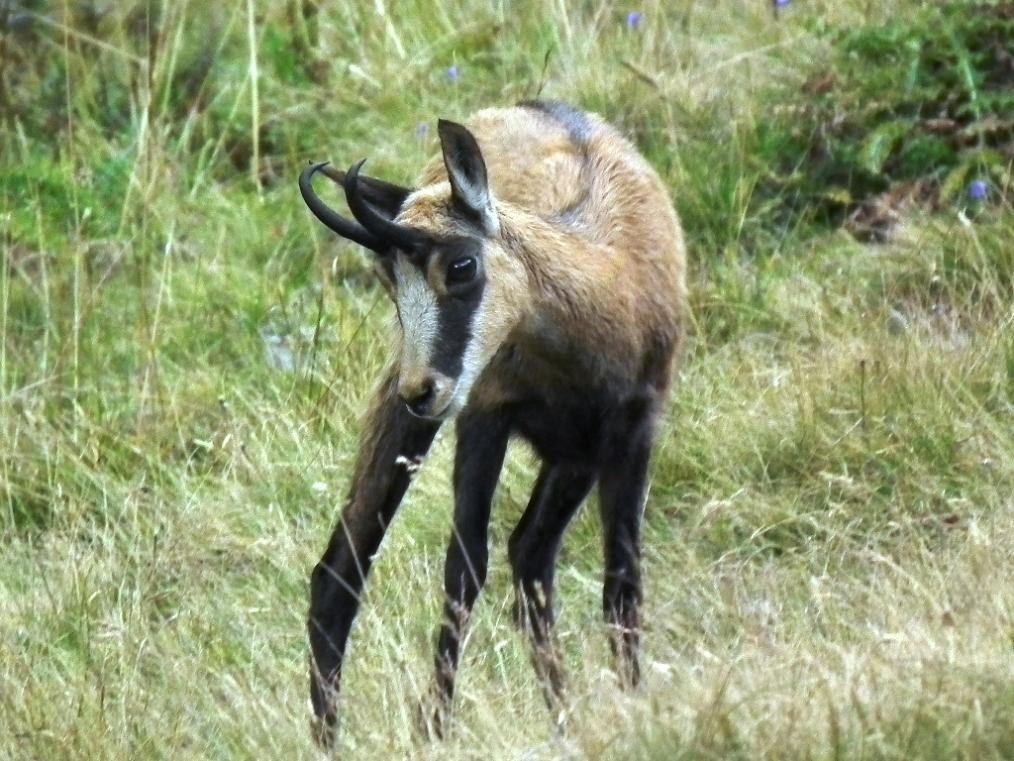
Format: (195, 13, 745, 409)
(438, 119, 497, 234)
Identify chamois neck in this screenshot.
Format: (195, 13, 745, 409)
(498, 206, 646, 384)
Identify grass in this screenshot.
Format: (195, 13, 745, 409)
(1, 1, 1012, 759)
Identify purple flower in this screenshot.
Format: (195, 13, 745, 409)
(415, 122, 429, 140)
(446, 65, 459, 82)
(627, 11, 643, 30)
(774, 0, 791, 7)
(968, 179, 988, 202)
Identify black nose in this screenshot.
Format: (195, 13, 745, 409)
(400, 380, 435, 417)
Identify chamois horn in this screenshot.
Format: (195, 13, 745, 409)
(299, 161, 386, 254)
(344, 159, 428, 253)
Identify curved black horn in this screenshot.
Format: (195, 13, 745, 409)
(318, 164, 412, 216)
(299, 162, 386, 253)
(345, 159, 427, 252)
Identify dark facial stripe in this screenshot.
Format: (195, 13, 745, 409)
(429, 280, 485, 379)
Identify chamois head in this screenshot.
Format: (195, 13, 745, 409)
(300, 120, 522, 420)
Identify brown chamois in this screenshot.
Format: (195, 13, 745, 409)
(299, 100, 686, 744)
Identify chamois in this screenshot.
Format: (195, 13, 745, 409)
(299, 100, 686, 743)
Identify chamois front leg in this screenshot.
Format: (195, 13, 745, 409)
(427, 410, 510, 734)
(508, 462, 596, 708)
(308, 365, 441, 746)
(598, 401, 658, 688)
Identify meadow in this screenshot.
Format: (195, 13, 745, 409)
(1, 1, 1012, 758)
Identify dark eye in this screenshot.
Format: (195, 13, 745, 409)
(446, 256, 477, 284)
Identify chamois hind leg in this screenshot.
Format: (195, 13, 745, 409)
(597, 402, 657, 688)
(428, 410, 510, 733)
(308, 365, 441, 746)
(508, 461, 596, 706)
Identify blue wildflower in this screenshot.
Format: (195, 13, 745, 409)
(627, 11, 643, 30)
(416, 122, 429, 140)
(968, 179, 988, 202)
(774, 0, 791, 6)
(446, 65, 459, 82)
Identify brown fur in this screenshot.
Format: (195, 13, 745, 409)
(306, 103, 687, 745)
(399, 105, 686, 404)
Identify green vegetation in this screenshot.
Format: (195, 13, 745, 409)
(1, 1, 1011, 759)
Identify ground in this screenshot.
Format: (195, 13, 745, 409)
(1, 1, 1012, 759)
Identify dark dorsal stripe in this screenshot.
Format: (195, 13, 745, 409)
(517, 99, 593, 147)
(517, 99, 593, 226)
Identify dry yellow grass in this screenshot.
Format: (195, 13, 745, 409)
(1, 1, 1012, 758)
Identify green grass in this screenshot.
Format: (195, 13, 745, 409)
(2, 1, 1013, 759)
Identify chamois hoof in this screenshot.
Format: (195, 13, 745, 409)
(414, 691, 449, 741)
(309, 709, 337, 750)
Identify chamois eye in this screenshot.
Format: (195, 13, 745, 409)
(446, 256, 477, 284)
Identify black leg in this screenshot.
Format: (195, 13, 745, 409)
(430, 410, 510, 728)
(597, 402, 657, 688)
(308, 366, 441, 746)
(508, 461, 596, 703)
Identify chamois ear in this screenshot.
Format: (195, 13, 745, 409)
(438, 119, 498, 234)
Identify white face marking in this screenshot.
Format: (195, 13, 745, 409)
(394, 250, 489, 420)
(393, 253, 439, 382)
(392, 250, 493, 420)
(447, 289, 503, 416)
